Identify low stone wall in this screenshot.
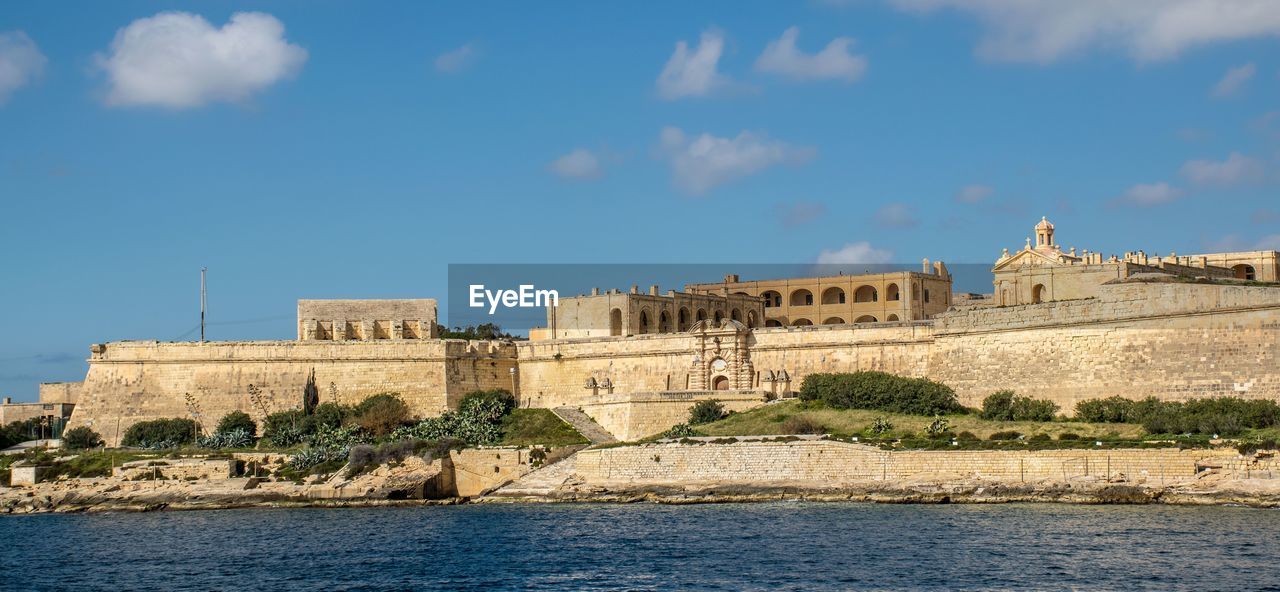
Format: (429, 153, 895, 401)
(442, 448, 539, 497)
(575, 440, 1243, 485)
(114, 459, 236, 481)
(578, 391, 767, 441)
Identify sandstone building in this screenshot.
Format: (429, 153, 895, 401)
(538, 285, 764, 339)
(685, 265, 953, 326)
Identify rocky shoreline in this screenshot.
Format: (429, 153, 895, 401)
(6, 476, 1280, 514)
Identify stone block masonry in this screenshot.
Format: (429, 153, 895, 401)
(68, 339, 517, 446)
(575, 440, 1241, 486)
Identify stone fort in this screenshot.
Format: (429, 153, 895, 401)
(39, 218, 1280, 444)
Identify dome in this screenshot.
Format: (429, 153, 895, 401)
(1035, 216, 1054, 230)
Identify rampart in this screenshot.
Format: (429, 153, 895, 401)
(67, 339, 517, 446)
(575, 440, 1241, 485)
(520, 281, 1280, 414)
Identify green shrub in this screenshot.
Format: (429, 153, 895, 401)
(689, 400, 726, 425)
(981, 390, 1058, 421)
(263, 410, 314, 447)
(662, 423, 699, 439)
(352, 393, 412, 437)
(956, 431, 979, 441)
(1075, 396, 1139, 423)
(869, 417, 894, 435)
(779, 416, 825, 435)
(1028, 433, 1051, 442)
(61, 426, 102, 450)
(925, 416, 951, 438)
(980, 390, 1016, 420)
(388, 389, 517, 446)
(197, 429, 253, 449)
(312, 402, 351, 431)
(215, 411, 257, 436)
(798, 372, 963, 416)
(1058, 432, 1081, 441)
(121, 418, 199, 448)
(0, 418, 40, 449)
(988, 430, 1022, 441)
(1076, 396, 1280, 436)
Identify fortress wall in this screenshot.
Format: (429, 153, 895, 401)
(574, 440, 1239, 485)
(930, 283, 1280, 409)
(68, 339, 516, 446)
(748, 323, 935, 389)
(578, 391, 765, 440)
(38, 382, 82, 405)
(515, 334, 699, 409)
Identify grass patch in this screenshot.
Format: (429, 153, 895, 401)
(497, 409, 589, 447)
(697, 400, 1146, 441)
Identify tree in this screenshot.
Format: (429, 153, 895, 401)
(215, 411, 258, 436)
(61, 426, 103, 450)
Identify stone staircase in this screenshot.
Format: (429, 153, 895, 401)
(485, 454, 579, 498)
(552, 407, 617, 444)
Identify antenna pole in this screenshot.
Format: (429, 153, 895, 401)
(200, 267, 207, 342)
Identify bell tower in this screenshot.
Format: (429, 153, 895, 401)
(1034, 216, 1055, 250)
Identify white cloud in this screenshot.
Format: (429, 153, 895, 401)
(656, 29, 729, 100)
(96, 12, 307, 108)
(0, 31, 46, 105)
(1115, 182, 1181, 206)
(435, 43, 477, 73)
(1180, 152, 1264, 186)
(874, 203, 918, 227)
(816, 241, 894, 264)
(658, 126, 815, 195)
(548, 149, 602, 180)
(755, 26, 867, 82)
(955, 184, 993, 204)
(1211, 63, 1255, 98)
(889, 0, 1280, 63)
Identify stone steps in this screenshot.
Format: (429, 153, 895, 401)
(486, 454, 579, 497)
(552, 407, 617, 444)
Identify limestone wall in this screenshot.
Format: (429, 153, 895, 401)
(444, 448, 539, 497)
(930, 282, 1280, 408)
(575, 440, 1240, 485)
(519, 282, 1280, 414)
(39, 382, 82, 405)
(68, 339, 517, 446)
(578, 391, 766, 440)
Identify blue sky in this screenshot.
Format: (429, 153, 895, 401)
(2, 1, 1278, 399)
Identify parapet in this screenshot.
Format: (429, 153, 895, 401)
(297, 298, 438, 341)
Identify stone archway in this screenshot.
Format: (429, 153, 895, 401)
(712, 375, 729, 390)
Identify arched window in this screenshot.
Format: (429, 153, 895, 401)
(821, 287, 845, 305)
(854, 315, 877, 323)
(714, 310, 724, 323)
(1234, 264, 1257, 281)
(854, 285, 877, 303)
(792, 318, 813, 326)
(1031, 284, 1046, 304)
(730, 308, 742, 322)
(610, 309, 623, 336)
(761, 291, 782, 307)
(696, 308, 707, 322)
(822, 317, 845, 325)
(678, 307, 691, 331)
(639, 309, 651, 334)
(747, 311, 758, 328)
(886, 314, 900, 322)
(658, 311, 671, 333)
(765, 319, 783, 327)
(790, 289, 814, 306)
(924, 289, 931, 303)
(886, 283, 900, 301)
